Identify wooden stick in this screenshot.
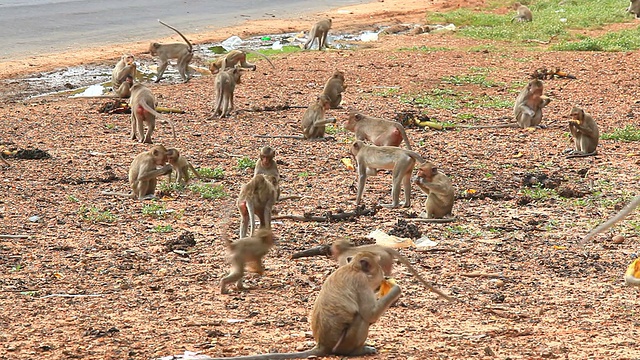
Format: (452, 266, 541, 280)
(0, 234, 30, 239)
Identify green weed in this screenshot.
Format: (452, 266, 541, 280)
(601, 125, 640, 141)
(78, 205, 117, 223)
(236, 157, 256, 170)
(188, 183, 227, 200)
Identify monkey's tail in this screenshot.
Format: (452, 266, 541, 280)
(291, 244, 332, 259)
(158, 19, 193, 52)
(138, 102, 177, 139)
(580, 195, 640, 245)
(246, 50, 276, 69)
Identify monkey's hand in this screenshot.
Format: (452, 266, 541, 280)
(411, 176, 423, 185)
(160, 164, 173, 175)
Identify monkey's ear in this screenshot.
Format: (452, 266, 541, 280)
(355, 113, 364, 121)
(346, 256, 354, 263)
(359, 258, 371, 272)
(431, 167, 438, 175)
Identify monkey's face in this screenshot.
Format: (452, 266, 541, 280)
(260, 155, 273, 168)
(416, 163, 436, 182)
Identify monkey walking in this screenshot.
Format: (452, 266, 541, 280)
(253, 95, 336, 140)
(511, 2, 533, 22)
(150, 20, 194, 82)
(166, 148, 200, 185)
(129, 84, 177, 143)
(237, 174, 279, 238)
(209, 49, 276, 74)
(220, 228, 275, 294)
(304, 18, 332, 50)
(566, 107, 599, 159)
(344, 110, 413, 150)
(212, 68, 243, 118)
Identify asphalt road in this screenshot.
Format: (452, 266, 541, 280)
(1, 0, 367, 59)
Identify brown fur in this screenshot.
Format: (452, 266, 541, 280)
(412, 162, 455, 221)
(514, 79, 551, 128)
(220, 228, 275, 294)
(302, 94, 335, 139)
(212, 67, 243, 118)
(322, 70, 346, 108)
(304, 19, 332, 50)
(237, 174, 279, 238)
(344, 110, 412, 150)
(567, 107, 599, 158)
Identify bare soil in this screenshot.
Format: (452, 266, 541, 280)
(1, 0, 639, 359)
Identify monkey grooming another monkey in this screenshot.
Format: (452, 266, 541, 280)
(205, 251, 400, 359)
(411, 162, 455, 223)
(344, 110, 413, 150)
(514, 79, 551, 128)
(512, 2, 533, 22)
(322, 70, 346, 108)
(351, 140, 424, 208)
(220, 228, 275, 294)
(237, 174, 279, 238)
(628, 0, 640, 18)
(304, 18, 332, 50)
(129, 83, 177, 143)
(580, 196, 640, 245)
(302, 94, 336, 140)
(566, 107, 599, 159)
(102, 145, 173, 200)
(150, 20, 193, 82)
(209, 50, 275, 74)
(112, 54, 137, 90)
(166, 148, 200, 185)
(212, 67, 243, 118)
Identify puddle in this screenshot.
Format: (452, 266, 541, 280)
(2, 28, 389, 101)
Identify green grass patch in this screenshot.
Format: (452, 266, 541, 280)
(78, 205, 117, 223)
(521, 186, 557, 200)
(236, 157, 256, 171)
(398, 45, 451, 52)
(247, 46, 302, 59)
(157, 181, 185, 193)
(372, 87, 400, 97)
(197, 166, 225, 180)
(553, 27, 640, 51)
(442, 73, 501, 87)
(188, 183, 227, 200)
(601, 125, 640, 141)
(152, 225, 174, 233)
(427, 0, 632, 44)
(141, 203, 175, 218)
(404, 89, 512, 110)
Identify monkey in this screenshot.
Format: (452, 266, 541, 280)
(304, 18, 332, 50)
(203, 251, 400, 359)
(166, 148, 200, 185)
(208, 49, 275, 74)
(628, 0, 640, 18)
(322, 70, 346, 109)
(112, 54, 136, 90)
(580, 196, 640, 245)
(220, 228, 274, 294)
(511, 2, 533, 22)
(115, 74, 134, 98)
(237, 174, 279, 238)
(212, 67, 243, 118)
(410, 162, 456, 223)
(351, 140, 424, 208)
(566, 107, 599, 159)
(253, 146, 279, 181)
(302, 94, 336, 139)
(149, 20, 193, 82)
(128, 83, 177, 143)
(344, 110, 413, 150)
(102, 145, 173, 200)
(514, 79, 551, 128)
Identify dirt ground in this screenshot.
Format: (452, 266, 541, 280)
(1, 0, 640, 359)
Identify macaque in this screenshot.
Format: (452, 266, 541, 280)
(302, 94, 336, 139)
(115, 75, 134, 98)
(344, 111, 412, 150)
(129, 83, 176, 143)
(580, 196, 640, 245)
(166, 148, 200, 185)
(322, 70, 346, 108)
(205, 252, 400, 359)
(149, 20, 193, 82)
(208, 50, 275, 74)
(304, 18, 332, 50)
(220, 228, 274, 294)
(112, 54, 136, 90)
(212, 67, 243, 118)
(351, 140, 424, 208)
(411, 162, 455, 222)
(237, 174, 279, 238)
(512, 2, 533, 22)
(628, 0, 640, 18)
(102, 145, 173, 200)
(254, 146, 279, 180)
(514, 79, 551, 128)
(566, 107, 599, 159)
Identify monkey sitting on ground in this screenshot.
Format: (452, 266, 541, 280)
(322, 70, 346, 108)
(566, 107, 599, 159)
(237, 174, 279, 238)
(580, 196, 640, 245)
(344, 110, 413, 150)
(115, 75, 134, 98)
(220, 228, 275, 294)
(304, 18, 332, 50)
(102, 145, 173, 200)
(212, 67, 243, 118)
(351, 140, 424, 208)
(112, 54, 136, 90)
(512, 2, 533, 22)
(293, 239, 454, 302)
(628, 0, 640, 18)
(208, 49, 276, 74)
(252, 95, 335, 140)
(514, 79, 551, 128)
(129, 83, 177, 143)
(411, 162, 455, 223)
(206, 251, 401, 359)
(166, 148, 200, 185)
(150, 20, 193, 82)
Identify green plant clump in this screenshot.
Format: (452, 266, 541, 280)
(601, 125, 640, 142)
(236, 157, 256, 171)
(189, 183, 227, 200)
(78, 205, 117, 223)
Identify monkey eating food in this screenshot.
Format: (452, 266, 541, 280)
(411, 162, 455, 222)
(566, 107, 599, 159)
(112, 54, 137, 90)
(514, 79, 551, 128)
(150, 20, 193, 82)
(351, 140, 424, 208)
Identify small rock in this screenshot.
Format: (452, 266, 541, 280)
(28, 215, 41, 222)
(612, 235, 625, 244)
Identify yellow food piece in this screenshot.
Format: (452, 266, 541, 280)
(378, 278, 396, 296)
(626, 258, 640, 278)
(341, 157, 355, 171)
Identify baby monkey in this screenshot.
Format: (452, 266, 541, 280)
(322, 70, 346, 109)
(512, 2, 533, 22)
(220, 228, 274, 294)
(411, 162, 455, 222)
(166, 148, 200, 185)
(566, 107, 599, 159)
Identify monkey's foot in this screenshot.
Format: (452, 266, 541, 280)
(380, 203, 401, 209)
(140, 194, 157, 201)
(351, 346, 377, 356)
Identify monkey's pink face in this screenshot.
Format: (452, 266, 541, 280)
(260, 157, 271, 167)
(344, 118, 356, 131)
